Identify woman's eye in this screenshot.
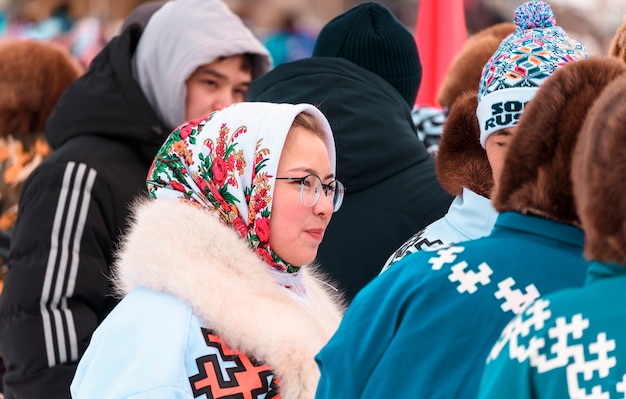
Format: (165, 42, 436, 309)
(204, 80, 217, 87)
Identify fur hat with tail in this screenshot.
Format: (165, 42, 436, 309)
(0, 39, 82, 136)
(493, 57, 626, 225)
(573, 74, 626, 264)
(437, 22, 516, 108)
(609, 16, 626, 62)
(436, 92, 493, 198)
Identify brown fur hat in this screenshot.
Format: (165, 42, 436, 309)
(0, 39, 82, 137)
(572, 74, 626, 264)
(437, 22, 516, 108)
(609, 15, 626, 62)
(435, 92, 493, 198)
(493, 57, 626, 224)
(8, 0, 154, 22)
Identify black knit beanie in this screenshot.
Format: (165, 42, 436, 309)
(313, 2, 422, 106)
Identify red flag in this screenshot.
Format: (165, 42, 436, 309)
(415, 0, 467, 107)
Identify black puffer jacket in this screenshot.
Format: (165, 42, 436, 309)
(0, 25, 169, 399)
(250, 57, 453, 300)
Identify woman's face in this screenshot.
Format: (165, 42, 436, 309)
(270, 127, 334, 266)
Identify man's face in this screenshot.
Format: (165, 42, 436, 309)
(485, 126, 517, 187)
(184, 55, 252, 120)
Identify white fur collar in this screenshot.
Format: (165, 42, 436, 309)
(113, 199, 344, 398)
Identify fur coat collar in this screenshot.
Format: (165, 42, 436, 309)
(113, 199, 345, 398)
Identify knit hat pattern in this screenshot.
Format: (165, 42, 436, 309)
(476, 0, 588, 148)
(312, 2, 422, 107)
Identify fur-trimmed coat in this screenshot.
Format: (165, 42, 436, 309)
(71, 200, 344, 399)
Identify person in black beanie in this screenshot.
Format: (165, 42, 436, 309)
(312, 2, 422, 108)
(249, 2, 453, 301)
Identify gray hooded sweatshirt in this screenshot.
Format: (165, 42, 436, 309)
(134, 0, 273, 130)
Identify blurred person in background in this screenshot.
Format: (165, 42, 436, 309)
(262, 9, 317, 66)
(0, 38, 82, 396)
(0, 0, 272, 397)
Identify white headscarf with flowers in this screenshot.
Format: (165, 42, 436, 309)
(147, 102, 336, 275)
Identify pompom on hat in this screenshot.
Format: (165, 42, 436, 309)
(312, 2, 422, 107)
(476, 0, 588, 148)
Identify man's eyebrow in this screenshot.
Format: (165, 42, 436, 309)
(196, 68, 251, 87)
(196, 68, 227, 80)
(493, 129, 513, 137)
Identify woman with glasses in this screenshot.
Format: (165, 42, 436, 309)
(70, 102, 345, 399)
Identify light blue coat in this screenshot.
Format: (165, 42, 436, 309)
(71, 287, 215, 398)
(382, 188, 497, 272)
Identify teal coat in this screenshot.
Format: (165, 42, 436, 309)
(479, 261, 626, 399)
(315, 212, 591, 399)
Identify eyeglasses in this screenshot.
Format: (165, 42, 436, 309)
(275, 174, 345, 212)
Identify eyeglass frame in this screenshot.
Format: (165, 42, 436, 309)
(275, 174, 345, 212)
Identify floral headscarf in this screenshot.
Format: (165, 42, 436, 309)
(147, 102, 335, 273)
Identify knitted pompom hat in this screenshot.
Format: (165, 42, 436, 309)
(476, 0, 588, 148)
(312, 2, 421, 107)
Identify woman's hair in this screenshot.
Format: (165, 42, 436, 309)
(290, 112, 326, 140)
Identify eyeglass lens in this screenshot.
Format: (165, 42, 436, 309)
(300, 175, 344, 212)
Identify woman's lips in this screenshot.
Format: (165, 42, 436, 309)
(306, 229, 325, 241)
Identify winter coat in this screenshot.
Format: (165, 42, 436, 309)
(315, 211, 591, 399)
(381, 187, 498, 271)
(71, 199, 344, 398)
(0, 25, 169, 399)
(249, 57, 453, 301)
(478, 262, 626, 399)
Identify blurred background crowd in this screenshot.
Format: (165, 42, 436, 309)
(0, 0, 624, 71)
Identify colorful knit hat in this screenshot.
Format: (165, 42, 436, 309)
(312, 2, 421, 107)
(476, 0, 588, 148)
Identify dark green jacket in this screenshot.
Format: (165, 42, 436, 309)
(250, 57, 453, 300)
